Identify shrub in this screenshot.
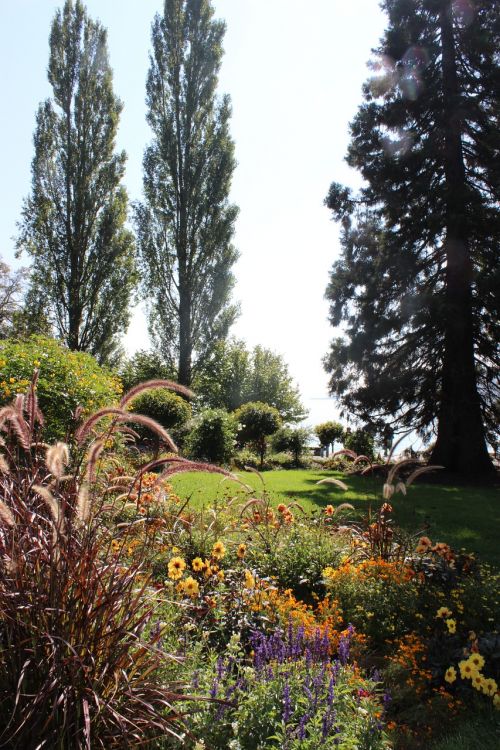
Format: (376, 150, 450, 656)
(314, 421, 345, 455)
(128, 388, 191, 444)
(119, 349, 173, 390)
(234, 401, 281, 468)
(271, 425, 312, 466)
(0, 335, 122, 440)
(185, 408, 237, 465)
(344, 428, 375, 459)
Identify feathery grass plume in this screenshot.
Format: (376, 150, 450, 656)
(32, 484, 63, 529)
(395, 481, 407, 495)
(120, 379, 194, 409)
(0, 455, 9, 474)
(13, 394, 24, 414)
(25, 370, 44, 427)
(406, 465, 444, 487)
(46, 442, 70, 479)
(383, 483, 395, 500)
(76, 483, 91, 523)
(0, 500, 15, 526)
(84, 440, 105, 484)
(239, 497, 266, 517)
(332, 448, 357, 460)
(243, 465, 266, 486)
(386, 458, 420, 486)
(0, 407, 30, 450)
(316, 478, 349, 491)
(352, 455, 371, 466)
(385, 429, 413, 465)
(75, 407, 129, 443)
(117, 413, 178, 452)
(286, 501, 306, 513)
(335, 502, 355, 513)
(361, 463, 385, 475)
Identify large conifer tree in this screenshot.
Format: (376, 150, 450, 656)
(135, 0, 239, 387)
(17, 0, 136, 364)
(324, 0, 499, 475)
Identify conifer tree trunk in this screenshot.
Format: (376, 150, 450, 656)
(431, 4, 493, 474)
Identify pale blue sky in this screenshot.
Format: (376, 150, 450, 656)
(0, 0, 388, 427)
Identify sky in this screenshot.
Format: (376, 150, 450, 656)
(0, 0, 388, 429)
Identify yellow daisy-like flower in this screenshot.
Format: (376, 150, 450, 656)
(459, 660, 478, 680)
(482, 678, 498, 697)
(446, 618, 457, 634)
(212, 541, 226, 560)
(444, 667, 457, 684)
(217, 570, 225, 582)
(468, 653, 485, 670)
(436, 606, 453, 619)
(244, 570, 255, 589)
(183, 576, 200, 598)
(191, 557, 204, 572)
(471, 673, 484, 691)
(167, 556, 186, 580)
(237, 543, 247, 559)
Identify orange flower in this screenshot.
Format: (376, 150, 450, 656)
(237, 543, 247, 559)
(325, 505, 335, 516)
(277, 503, 287, 513)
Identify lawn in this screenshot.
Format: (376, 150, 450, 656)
(171, 468, 500, 566)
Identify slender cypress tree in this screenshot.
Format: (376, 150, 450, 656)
(17, 0, 137, 364)
(324, 0, 499, 475)
(136, 0, 239, 387)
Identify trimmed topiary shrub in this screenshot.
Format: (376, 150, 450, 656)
(185, 408, 237, 465)
(128, 388, 191, 444)
(0, 335, 122, 440)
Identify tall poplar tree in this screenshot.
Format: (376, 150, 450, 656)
(324, 0, 499, 475)
(136, 0, 239, 387)
(17, 0, 137, 364)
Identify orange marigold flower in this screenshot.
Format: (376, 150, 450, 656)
(277, 503, 287, 513)
(325, 505, 335, 516)
(237, 543, 247, 559)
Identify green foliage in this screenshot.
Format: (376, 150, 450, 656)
(271, 425, 311, 465)
(324, 0, 499, 474)
(0, 336, 121, 440)
(120, 349, 174, 391)
(17, 0, 137, 365)
(235, 401, 282, 468)
(314, 420, 345, 454)
(344, 428, 375, 459)
(195, 338, 307, 422)
(136, 0, 239, 385)
(129, 388, 191, 443)
(185, 408, 237, 465)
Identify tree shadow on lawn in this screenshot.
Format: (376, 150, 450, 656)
(265, 473, 500, 567)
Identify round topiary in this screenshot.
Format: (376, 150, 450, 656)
(0, 335, 122, 440)
(128, 389, 192, 443)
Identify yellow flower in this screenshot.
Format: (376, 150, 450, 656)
(436, 606, 453, 619)
(217, 570, 225, 582)
(183, 576, 200, 598)
(244, 570, 255, 589)
(191, 557, 204, 572)
(212, 541, 226, 560)
(444, 667, 457, 684)
(167, 556, 186, 580)
(468, 653, 485, 670)
(482, 678, 498, 697)
(446, 618, 456, 634)
(471, 673, 484, 691)
(237, 543, 247, 559)
(459, 660, 478, 680)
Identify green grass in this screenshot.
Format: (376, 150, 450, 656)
(171, 468, 500, 566)
(429, 715, 500, 749)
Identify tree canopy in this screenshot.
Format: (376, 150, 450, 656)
(136, 0, 239, 386)
(195, 338, 307, 422)
(324, 0, 498, 475)
(17, 0, 137, 365)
